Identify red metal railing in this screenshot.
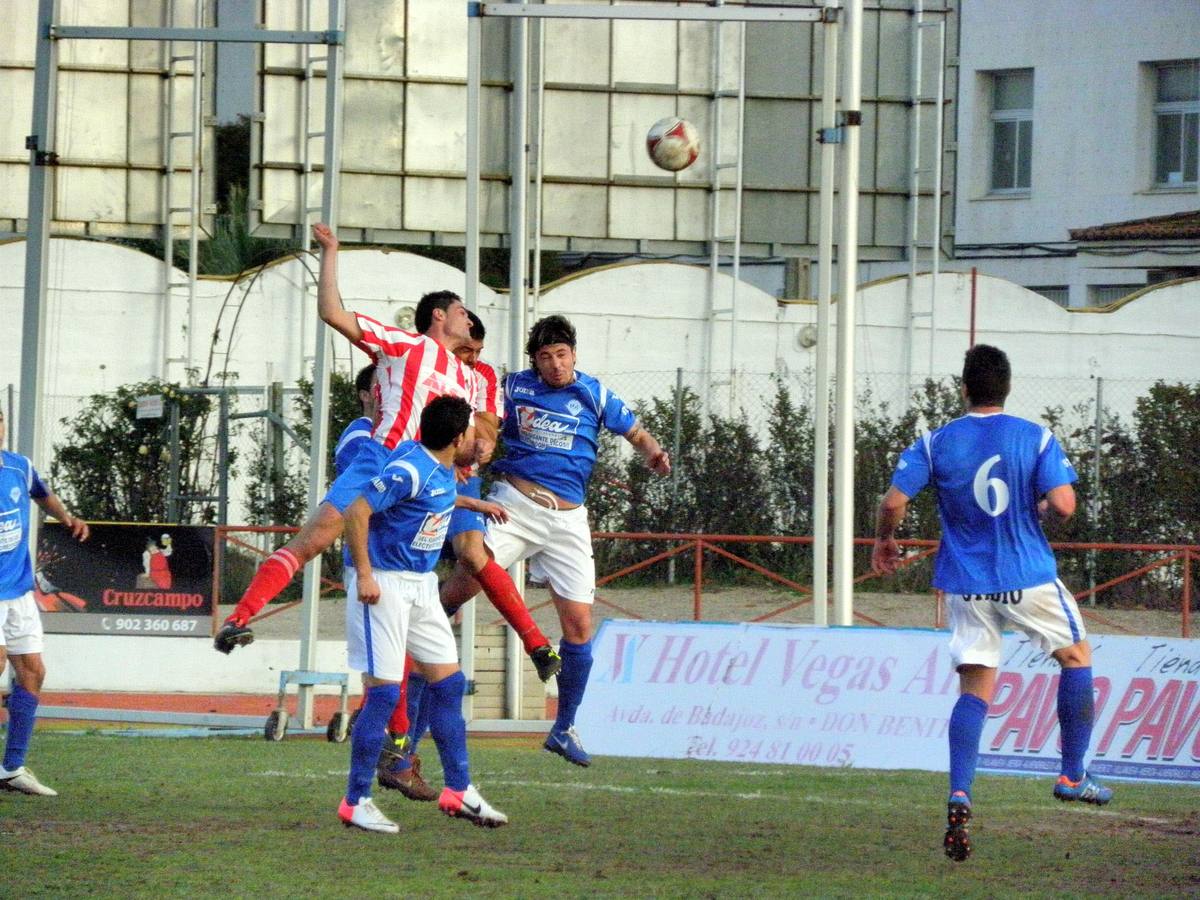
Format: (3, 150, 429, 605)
(213, 525, 1197, 638)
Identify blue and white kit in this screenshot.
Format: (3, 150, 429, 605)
(0, 450, 49, 654)
(485, 369, 637, 603)
(890, 412, 1085, 666)
(344, 440, 460, 680)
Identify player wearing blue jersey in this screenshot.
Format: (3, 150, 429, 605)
(337, 396, 507, 833)
(872, 345, 1112, 862)
(0, 408, 89, 796)
(440, 315, 671, 767)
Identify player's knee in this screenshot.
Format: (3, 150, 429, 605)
(1053, 640, 1091, 668)
(11, 655, 46, 694)
(454, 534, 491, 573)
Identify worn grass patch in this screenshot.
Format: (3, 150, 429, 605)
(1, 733, 1197, 897)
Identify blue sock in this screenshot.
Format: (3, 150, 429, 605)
(947, 693, 988, 802)
(347, 683, 398, 805)
(1058, 666, 1095, 782)
(3, 685, 38, 771)
(427, 671, 470, 791)
(553, 639, 594, 733)
(406, 674, 429, 754)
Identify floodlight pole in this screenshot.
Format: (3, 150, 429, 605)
(832, 0, 864, 627)
(812, 1, 840, 627)
(19, 0, 59, 465)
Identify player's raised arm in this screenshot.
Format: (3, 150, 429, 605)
(624, 422, 670, 476)
(312, 222, 363, 344)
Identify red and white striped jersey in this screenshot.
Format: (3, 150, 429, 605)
(354, 313, 479, 449)
(473, 359, 503, 419)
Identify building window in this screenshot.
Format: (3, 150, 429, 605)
(1154, 60, 1199, 187)
(1088, 284, 1140, 306)
(1029, 285, 1069, 307)
(990, 70, 1033, 193)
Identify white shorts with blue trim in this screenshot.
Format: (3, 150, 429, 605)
(483, 480, 595, 604)
(344, 568, 458, 680)
(0, 592, 45, 655)
(946, 578, 1086, 669)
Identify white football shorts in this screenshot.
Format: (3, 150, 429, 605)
(0, 592, 45, 655)
(946, 578, 1087, 669)
(483, 480, 596, 604)
(344, 569, 458, 680)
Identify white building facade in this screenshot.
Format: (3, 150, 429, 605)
(950, 0, 1200, 308)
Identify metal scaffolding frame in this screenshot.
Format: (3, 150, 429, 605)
(465, 4, 865, 700)
(20, 0, 346, 730)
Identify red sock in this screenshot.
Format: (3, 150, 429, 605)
(388, 656, 413, 735)
(475, 560, 547, 653)
(230, 549, 300, 624)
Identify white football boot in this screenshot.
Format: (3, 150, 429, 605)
(438, 783, 509, 828)
(337, 796, 399, 834)
(0, 765, 58, 796)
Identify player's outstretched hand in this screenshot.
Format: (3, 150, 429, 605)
(356, 571, 381, 605)
(870, 537, 901, 576)
(68, 517, 90, 542)
(478, 501, 509, 525)
(646, 450, 671, 476)
(312, 222, 338, 252)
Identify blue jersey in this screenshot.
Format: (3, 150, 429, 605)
(359, 440, 457, 573)
(334, 416, 374, 475)
(490, 369, 636, 505)
(891, 413, 1076, 594)
(335, 417, 375, 567)
(0, 451, 48, 601)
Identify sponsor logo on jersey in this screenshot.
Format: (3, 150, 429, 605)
(411, 508, 453, 551)
(510, 384, 537, 397)
(516, 405, 579, 450)
(0, 509, 22, 553)
(429, 487, 447, 497)
(371, 477, 387, 493)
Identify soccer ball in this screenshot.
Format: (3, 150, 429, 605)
(646, 117, 700, 172)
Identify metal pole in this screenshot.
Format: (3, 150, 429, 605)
(924, 19, 944, 378)
(812, 1, 838, 628)
(667, 367, 683, 586)
(159, 1, 175, 380)
(530, 17, 546, 324)
(296, 0, 345, 730)
(464, 11, 481, 312)
(217, 390, 229, 524)
(186, 2, 203, 370)
(1088, 377, 1102, 606)
(18, 0, 59, 466)
(728, 21, 746, 413)
(460, 5, 484, 722)
(505, 16, 531, 722)
(703, 10, 725, 419)
(903, 0, 923, 398)
(832, 0, 863, 627)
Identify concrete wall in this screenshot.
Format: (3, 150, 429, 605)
(4, 239, 1197, 443)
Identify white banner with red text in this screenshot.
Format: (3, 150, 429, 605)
(575, 621, 1200, 783)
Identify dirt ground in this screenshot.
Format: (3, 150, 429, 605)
(225, 585, 1190, 642)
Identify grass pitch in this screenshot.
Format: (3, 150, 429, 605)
(2, 732, 1197, 898)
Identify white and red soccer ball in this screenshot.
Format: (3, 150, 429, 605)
(646, 117, 700, 172)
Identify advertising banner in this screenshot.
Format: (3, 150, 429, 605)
(36, 523, 215, 637)
(576, 621, 1200, 784)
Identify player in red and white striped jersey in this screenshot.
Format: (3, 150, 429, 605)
(215, 225, 504, 653)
